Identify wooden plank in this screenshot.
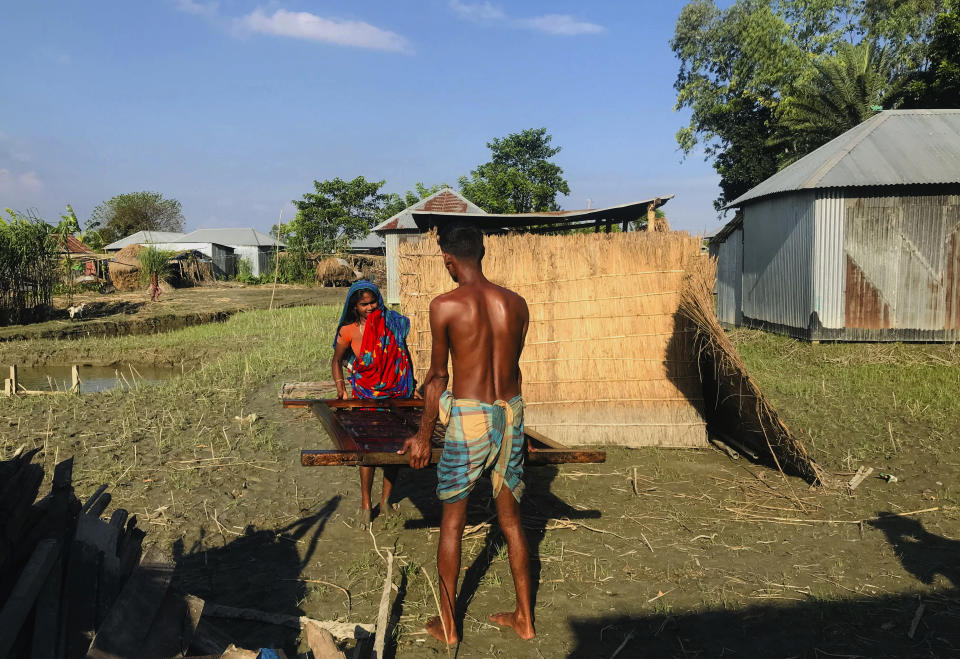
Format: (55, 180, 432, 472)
(302, 446, 604, 466)
(86, 548, 173, 659)
(31, 553, 63, 659)
(523, 427, 566, 450)
(311, 403, 361, 453)
(0, 539, 60, 658)
(527, 448, 606, 465)
(63, 542, 101, 658)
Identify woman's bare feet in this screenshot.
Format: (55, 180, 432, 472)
(489, 611, 535, 640)
(357, 506, 372, 530)
(425, 616, 458, 645)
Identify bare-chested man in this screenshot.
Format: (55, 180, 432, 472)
(398, 221, 534, 645)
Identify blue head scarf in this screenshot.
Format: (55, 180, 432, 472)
(333, 280, 411, 353)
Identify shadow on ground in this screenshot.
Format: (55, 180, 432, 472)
(391, 464, 601, 648)
(169, 495, 341, 655)
(567, 516, 960, 658)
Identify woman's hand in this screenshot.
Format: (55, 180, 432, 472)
(336, 381, 347, 400)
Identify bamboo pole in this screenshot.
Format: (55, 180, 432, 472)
(71, 365, 80, 394)
(9, 365, 17, 395)
(269, 209, 283, 311)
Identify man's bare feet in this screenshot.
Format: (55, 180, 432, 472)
(357, 506, 372, 530)
(489, 611, 535, 640)
(425, 616, 458, 645)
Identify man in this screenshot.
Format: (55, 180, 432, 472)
(398, 221, 534, 644)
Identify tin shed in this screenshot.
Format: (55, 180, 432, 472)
(715, 109, 960, 341)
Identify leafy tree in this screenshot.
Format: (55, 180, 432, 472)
(774, 41, 896, 166)
(458, 128, 570, 213)
(381, 182, 451, 219)
(87, 191, 184, 245)
(286, 176, 389, 254)
(893, 0, 960, 107)
(671, 0, 945, 210)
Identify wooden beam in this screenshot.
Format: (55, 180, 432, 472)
(9, 365, 17, 396)
(0, 539, 60, 657)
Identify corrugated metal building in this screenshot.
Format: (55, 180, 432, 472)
(712, 109, 960, 341)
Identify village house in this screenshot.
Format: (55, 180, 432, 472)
(712, 109, 960, 341)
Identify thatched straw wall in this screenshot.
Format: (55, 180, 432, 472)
(399, 231, 709, 448)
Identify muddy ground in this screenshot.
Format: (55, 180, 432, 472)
(1, 308, 958, 658)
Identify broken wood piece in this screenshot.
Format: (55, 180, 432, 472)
(709, 436, 740, 460)
(847, 466, 874, 492)
(196, 600, 373, 639)
(0, 539, 60, 658)
(708, 429, 758, 461)
(372, 550, 394, 659)
(86, 547, 174, 658)
(305, 620, 347, 659)
(908, 600, 925, 639)
(218, 645, 259, 659)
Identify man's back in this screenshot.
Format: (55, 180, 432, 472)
(438, 280, 528, 403)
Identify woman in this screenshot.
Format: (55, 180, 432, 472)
(331, 281, 415, 528)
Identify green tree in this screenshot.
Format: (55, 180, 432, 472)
(381, 182, 451, 219)
(286, 176, 389, 254)
(87, 191, 185, 245)
(774, 41, 896, 166)
(458, 128, 570, 213)
(671, 0, 944, 209)
(893, 0, 960, 107)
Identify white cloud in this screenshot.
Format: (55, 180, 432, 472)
(449, 2, 603, 36)
(174, 0, 219, 17)
(518, 14, 604, 36)
(0, 169, 43, 194)
(449, 0, 505, 22)
(236, 9, 412, 53)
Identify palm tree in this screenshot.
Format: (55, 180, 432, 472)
(138, 246, 174, 302)
(773, 41, 897, 167)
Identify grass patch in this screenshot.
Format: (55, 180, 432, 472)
(731, 329, 960, 470)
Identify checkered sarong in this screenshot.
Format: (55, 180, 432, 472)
(436, 391, 525, 503)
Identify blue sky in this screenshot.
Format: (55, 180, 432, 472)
(1, 1, 722, 235)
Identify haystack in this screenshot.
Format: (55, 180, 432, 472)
(399, 230, 821, 482)
(316, 257, 359, 287)
(108, 243, 143, 291)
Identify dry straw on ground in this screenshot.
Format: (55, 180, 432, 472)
(399, 229, 820, 481)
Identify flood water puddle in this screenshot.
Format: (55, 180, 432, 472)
(15, 363, 186, 393)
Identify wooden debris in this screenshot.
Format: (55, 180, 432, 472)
(0, 539, 60, 657)
(196, 600, 374, 639)
(372, 550, 394, 659)
(908, 600, 925, 639)
(305, 620, 347, 659)
(847, 466, 874, 493)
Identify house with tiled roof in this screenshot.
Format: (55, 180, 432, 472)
(372, 188, 487, 303)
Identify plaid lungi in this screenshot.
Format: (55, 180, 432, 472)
(436, 391, 525, 503)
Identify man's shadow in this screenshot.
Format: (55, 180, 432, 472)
(171, 495, 341, 654)
(394, 464, 600, 638)
(868, 512, 960, 588)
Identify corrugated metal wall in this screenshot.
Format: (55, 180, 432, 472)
(843, 189, 960, 335)
(385, 233, 399, 304)
(813, 191, 846, 328)
(742, 192, 815, 330)
(715, 227, 742, 327)
(232, 245, 270, 277)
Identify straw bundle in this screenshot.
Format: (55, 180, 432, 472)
(316, 257, 359, 287)
(678, 256, 823, 483)
(399, 231, 709, 448)
(108, 244, 143, 291)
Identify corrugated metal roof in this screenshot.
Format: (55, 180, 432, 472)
(372, 188, 486, 233)
(728, 109, 960, 207)
(62, 235, 93, 253)
(411, 196, 674, 232)
(105, 230, 185, 250)
(349, 233, 385, 250)
(178, 228, 286, 247)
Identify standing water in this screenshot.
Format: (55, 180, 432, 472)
(15, 364, 186, 393)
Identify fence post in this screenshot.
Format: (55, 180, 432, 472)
(71, 365, 81, 394)
(9, 365, 17, 395)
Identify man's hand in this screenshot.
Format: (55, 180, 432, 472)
(398, 433, 431, 469)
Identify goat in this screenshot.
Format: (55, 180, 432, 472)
(67, 303, 86, 320)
